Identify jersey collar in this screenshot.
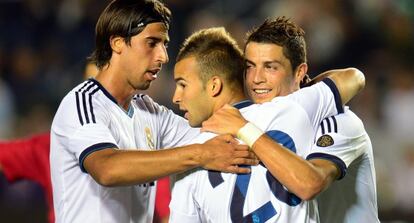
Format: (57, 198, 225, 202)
(232, 100, 253, 110)
(89, 78, 134, 118)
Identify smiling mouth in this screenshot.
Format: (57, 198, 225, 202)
(253, 89, 271, 94)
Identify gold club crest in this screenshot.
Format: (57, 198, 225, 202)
(145, 127, 155, 150)
(316, 134, 334, 147)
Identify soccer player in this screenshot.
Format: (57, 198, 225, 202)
(168, 27, 364, 222)
(202, 17, 379, 222)
(50, 1, 257, 223)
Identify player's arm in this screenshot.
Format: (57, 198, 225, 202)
(248, 132, 339, 200)
(201, 106, 338, 200)
(83, 134, 258, 187)
(305, 67, 365, 104)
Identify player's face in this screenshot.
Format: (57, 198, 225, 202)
(244, 42, 296, 104)
(173, 56, 213, 127)
(121, 22, 169, 90)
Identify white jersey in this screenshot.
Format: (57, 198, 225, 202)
(308, 108, 379, 223)
(170, 79, 343, 223)
(50, 79, 198, 223)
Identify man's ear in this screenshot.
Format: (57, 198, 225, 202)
(110, 36, 125, 54)
(208, 76, 223, 97)
(295, 63, 308, 87)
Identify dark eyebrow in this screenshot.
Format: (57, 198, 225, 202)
(146, 36, 169, 45)
(245, 59, 282, 66)
(264, 60, 282, 66)
(245, 59, 255, 66)
(174, 77, 186, 82)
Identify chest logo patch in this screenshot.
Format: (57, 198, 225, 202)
(145, 127, 155, 150)
(316, 134, 334, 147)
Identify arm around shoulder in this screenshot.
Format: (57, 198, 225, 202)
(250, 133, 340, 200)
(306, 68, 365, 104)
(325, 68, 365, 104)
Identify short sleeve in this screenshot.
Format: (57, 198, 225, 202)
(69, 123, 118, 172)
(50, 88, 120, 173)
(306, 111, 367, 180)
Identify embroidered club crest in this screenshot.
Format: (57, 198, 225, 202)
(145, 127, 155, 150)
(316, 134, 334, 147)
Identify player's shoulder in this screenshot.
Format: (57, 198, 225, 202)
(290, 80, 332, 97)
(61, 79, 106, 104)
(336, 108, 364, 130)
(56, 80, 91, 114)
(53, 79, 109, 126)
(322, 108, 365, 137)
(267, 95, 307, 114)
(132, 94, 170, 115)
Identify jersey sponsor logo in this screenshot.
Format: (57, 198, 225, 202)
(316, 134, 334, 147)
(145, 127, 155, 150)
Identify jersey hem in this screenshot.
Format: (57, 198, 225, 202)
(79, 142, 118, 173)
(306, 152, 347, 180)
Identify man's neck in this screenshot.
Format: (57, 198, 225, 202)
(94, 68, 136, 110)
(214, 89, 248, 112)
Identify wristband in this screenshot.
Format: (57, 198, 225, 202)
(236, 122, 264, 148)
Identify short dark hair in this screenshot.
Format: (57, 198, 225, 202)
(89, 0, 171, 69)
(246, 16, 307, 72)
(177, 27, 244, 89)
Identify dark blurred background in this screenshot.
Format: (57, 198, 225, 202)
(0, 0, 413, 222)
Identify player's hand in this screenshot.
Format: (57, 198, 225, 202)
(200, 134, 259, 174)
(201, 104, 248, 136)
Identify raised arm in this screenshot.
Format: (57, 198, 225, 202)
(305, 68, 365, 104)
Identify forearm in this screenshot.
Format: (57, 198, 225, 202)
(84, 145, 203, 187)
(252, 135, 336, 200)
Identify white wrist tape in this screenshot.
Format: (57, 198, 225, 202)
(237, 122, 264, 148)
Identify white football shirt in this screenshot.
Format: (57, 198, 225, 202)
(50, 79, 198, 223)
(169, 79, 343, 223)
(308, 108, 379, 223)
